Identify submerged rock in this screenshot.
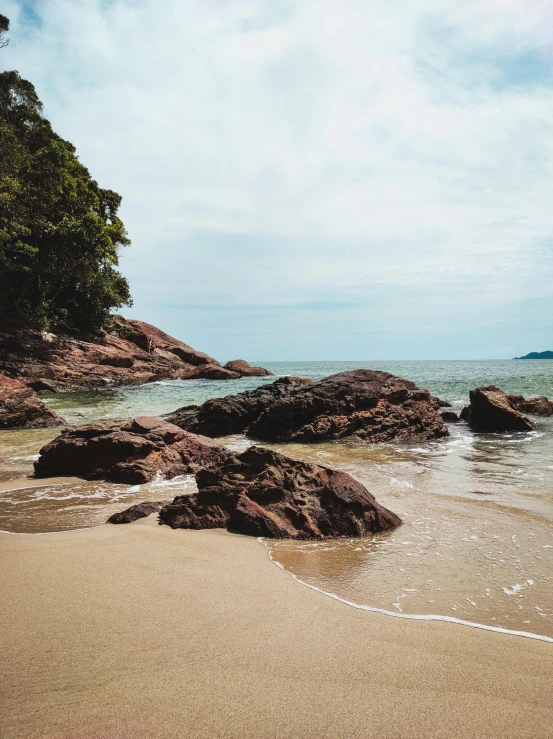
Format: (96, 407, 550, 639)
(34, 416, 233, 484)
(247, 369, 449, 443)
(159, 446, 402, 539)
(165, 376, 313, 437)
(223, 360, 273, 377)
(108, 500, 169, 524)
(463, 386, 535, 432)
(507, 394, 553, 417)
(0, 374, 66, 429)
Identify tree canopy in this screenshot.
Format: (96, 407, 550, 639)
(0, 66, 132, 332)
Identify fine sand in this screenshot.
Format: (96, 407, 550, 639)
(1, 517, 552, 739)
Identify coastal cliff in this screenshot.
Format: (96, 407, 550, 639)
(0, 315, 271, 392)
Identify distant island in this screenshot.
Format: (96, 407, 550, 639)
(514, 350, 553, 359)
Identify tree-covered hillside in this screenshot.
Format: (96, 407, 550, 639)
(0, 18, 132, 332)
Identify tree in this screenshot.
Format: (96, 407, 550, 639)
(0, 68, 132, 332)
(0, 15, 9, 49)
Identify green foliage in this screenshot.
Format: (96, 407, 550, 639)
(0, 70, 132, 332)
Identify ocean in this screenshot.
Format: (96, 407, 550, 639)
(1, 359, 552, 639)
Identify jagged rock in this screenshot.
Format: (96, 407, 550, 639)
(165, 376, 313, 437)
(464, 386, 535, 432)
(0, 374, 66, 429)
(159, 446, 402, 539)
(224, 360, 273, 377)
(108, 500, 169, 524)
(34, 416, 234, 484)
(440, 410, 459, 422)
(507, 394, 553, 417)
(247, 370, 449, 443)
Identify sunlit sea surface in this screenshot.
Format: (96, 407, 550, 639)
(1, 360, 552, 638)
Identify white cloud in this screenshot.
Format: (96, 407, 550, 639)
(2, 0, 552, 357)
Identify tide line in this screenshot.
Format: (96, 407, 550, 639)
(257, 537, 553, 644)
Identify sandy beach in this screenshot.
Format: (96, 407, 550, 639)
(1, 517, 552, 739)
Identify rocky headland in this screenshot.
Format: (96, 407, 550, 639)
(0, 315, 272, 392)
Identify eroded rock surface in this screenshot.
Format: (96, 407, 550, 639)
(462, 386, 535, 432)
(159, 446, 402, 539)
(247, 370, 448, 443)
(0, 374, 65, 429)
(507, 394, 553, 417)
(165, 376, 313, 437)
(34, 416, 233, 484)
(0, 315, 271, 391)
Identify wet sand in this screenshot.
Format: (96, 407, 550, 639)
(1, 517, 552, 739)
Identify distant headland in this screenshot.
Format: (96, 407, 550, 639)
(514, 350, 553, 360)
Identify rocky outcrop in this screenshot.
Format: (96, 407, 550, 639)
(507, 394, 553, 417)
(108, 500, 169, 524)
(0, 374, 66, 429)
(440, 410, 459, 422)
(34, 416, 234, 484)
(165, 376, 313, 437)
(246, 370, 449, 443)
(0, 315, 271, 391)
(159, 446, 402, 539)
(224, 360, 273, 377)
(462, 386, 535, 432)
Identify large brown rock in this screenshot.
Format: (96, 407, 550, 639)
(159, 446, 402, 539)
(224, 360, 273, 377)
(247, 369, 448, 443)
(507, 394, 553, 417)
(165, 376, 313, 437)
(0, 374, 65, 429)
(34, 416, 234, 484)
(463, 386, 535, 432)
(0, 316, 240, 391)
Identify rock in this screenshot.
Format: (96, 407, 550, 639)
(0, 315, 226, 391)
(223, 360, 273, 377)
(108, 500, 169, 524)
(460, 406, 471, 422)
(440, 410, 459, 422)
(165, 376, 313, 437)
(434, 398, 452, 408)
(0, 374, 66, 429)
(247, 369, 449, 443)
(184, 364, 241, 380)
(464, 386, 535, 432)
(507, 394, 553, 417)
(159, 446, 402, 539)
(34, 416, 234, 484)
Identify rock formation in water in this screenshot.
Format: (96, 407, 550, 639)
(440, 410, 459, 422)
(223, 360, 273, 377)
(108, 501, 169, 524)
(247, 370, 449, 443)
(461, 386, 535, 432)
(507, 394, 553, 417)
(34, 416, 234, 484)
(0, 374, 66, 429)
(158, 445, 402, 539)
(0, 315, 271, 391)
(165, 376, 313, 437)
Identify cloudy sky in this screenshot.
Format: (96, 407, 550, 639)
(3, 0, 553, 360)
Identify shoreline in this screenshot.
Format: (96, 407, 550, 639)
(1, 518, 552, 738)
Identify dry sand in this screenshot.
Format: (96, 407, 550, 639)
(1, 517, 552, 739)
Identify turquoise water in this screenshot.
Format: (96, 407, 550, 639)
(1, 359, 553, 638)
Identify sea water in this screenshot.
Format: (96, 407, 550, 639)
(1, 360, 552, 638)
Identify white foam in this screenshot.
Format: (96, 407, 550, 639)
(258, 538, 553, 644)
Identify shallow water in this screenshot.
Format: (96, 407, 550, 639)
(1, 359, 552, 637)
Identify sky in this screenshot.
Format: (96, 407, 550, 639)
(2, 0, 553, 361)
